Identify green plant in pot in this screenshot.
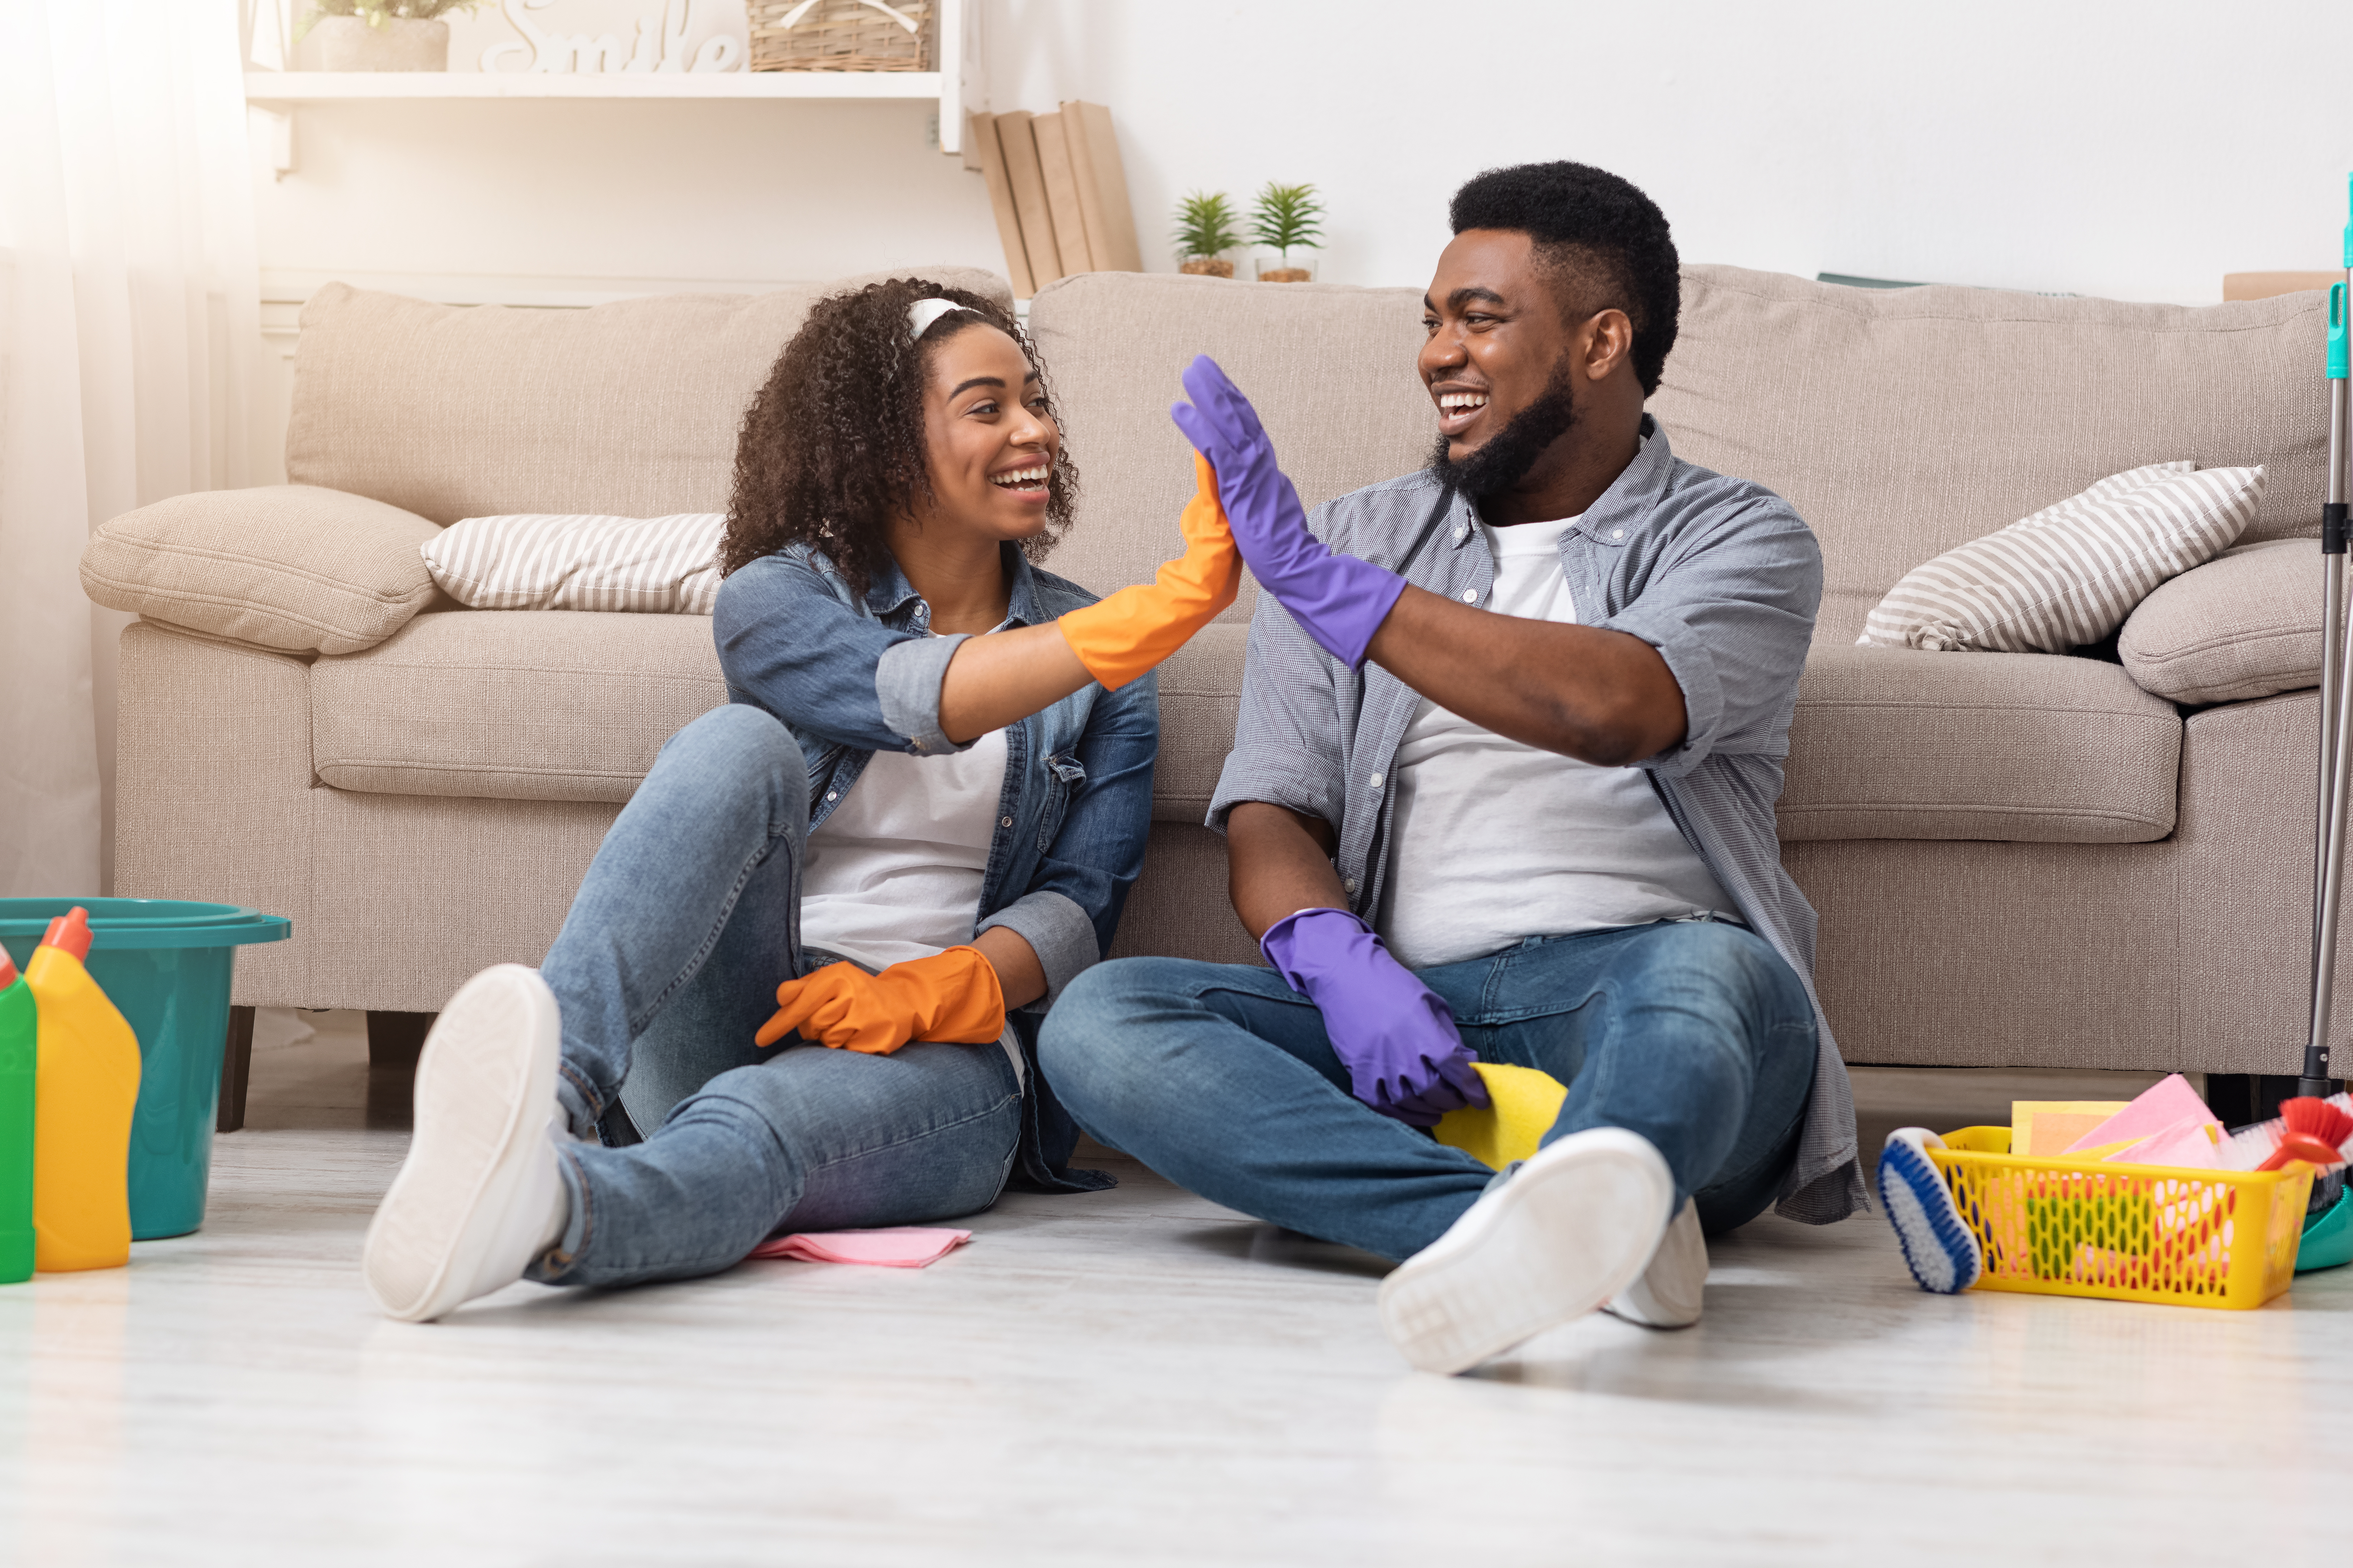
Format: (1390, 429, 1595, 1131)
(297, 0, 488, 73)
(1250, 182, 1325, 282)
(1174, 191, 1243, 279)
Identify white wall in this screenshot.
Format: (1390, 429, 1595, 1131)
(247, 0, 2353, 475)
(257, 0, 2353, 294)
(983, 0, 2353, 302)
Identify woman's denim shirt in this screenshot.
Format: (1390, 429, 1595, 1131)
(712, 541, 1156, 1015)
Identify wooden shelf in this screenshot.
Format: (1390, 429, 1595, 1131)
(240, 0, 982, 170)
(244, 70, 946, 103)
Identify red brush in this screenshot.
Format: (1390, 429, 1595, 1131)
(2254, 1097, 2353, 1172)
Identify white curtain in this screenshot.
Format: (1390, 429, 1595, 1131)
(0, 0, 259, 898)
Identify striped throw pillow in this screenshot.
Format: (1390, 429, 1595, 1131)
(1859, 463, 2264, 653)
(422, 513, 725, 615)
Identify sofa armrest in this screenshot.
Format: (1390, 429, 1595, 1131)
(2119, 538, 2316, 706)
(80, 485, 442, 656)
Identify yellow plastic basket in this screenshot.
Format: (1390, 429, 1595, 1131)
(1926, 1127, 2312, 1310)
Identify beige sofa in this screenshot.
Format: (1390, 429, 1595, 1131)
(83, 262, 2337, 1127)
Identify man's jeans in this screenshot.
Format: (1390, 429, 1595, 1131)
(528, 704, 1021, 1290)
(1039, 921, 1816, 1263)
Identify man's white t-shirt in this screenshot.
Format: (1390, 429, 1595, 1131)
(797, 624, 1023, 1079)
(1375, 510, 1737, 970)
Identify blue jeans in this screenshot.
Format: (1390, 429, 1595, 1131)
(528, 704, 1022, 1290)
(1039, 921, 1816, 1263)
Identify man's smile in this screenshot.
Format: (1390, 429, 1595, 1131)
(1432, 383, 1491, 440)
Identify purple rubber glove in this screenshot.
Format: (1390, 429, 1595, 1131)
(1170, 355, 1408, 669)
(1261, 907, 1489, 1127)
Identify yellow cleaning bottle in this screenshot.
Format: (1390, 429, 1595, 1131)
(28, 907, 140, 1272)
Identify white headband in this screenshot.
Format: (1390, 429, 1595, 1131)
(907, 297, 966, 340)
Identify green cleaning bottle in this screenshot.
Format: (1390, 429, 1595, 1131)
(0, 945, 34, 1284)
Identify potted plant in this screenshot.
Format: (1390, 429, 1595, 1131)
(1173, 191, 1243, 279)
(1250, 182, 1325, 282)
(297, 0, 488, 72)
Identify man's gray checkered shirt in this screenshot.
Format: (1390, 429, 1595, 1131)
(1207, 416, 1863, 1224)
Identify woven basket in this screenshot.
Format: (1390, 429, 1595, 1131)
(748, 0, 931, 72)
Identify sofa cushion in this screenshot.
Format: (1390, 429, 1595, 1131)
(424, 512, 725, 613)
(314, 605, 1245, 819)
(312, 610, 727, 803)
(2120, 538, 2319, 705)
(1860, 463, 2261, 653)
(1649, 266, 2325, 643)
(1780, 645, 2182, 843)
(1027, 272, 1430, 619)
(81, 485, 441, 655)
(286, 266, 1010, 525)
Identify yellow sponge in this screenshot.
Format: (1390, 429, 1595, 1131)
(1433, 1062, 1569, 1172)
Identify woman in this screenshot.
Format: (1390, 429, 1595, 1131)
(360, 280, 1236, 1320)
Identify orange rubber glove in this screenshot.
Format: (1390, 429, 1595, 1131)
(754, 947, 1007, 1055)
(1055, 452, 1242, 690)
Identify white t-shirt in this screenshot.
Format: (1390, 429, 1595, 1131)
(799, 728, 1010, 971)
(798, 626, 1021, 1079)
(1375, 511, 1737, 970)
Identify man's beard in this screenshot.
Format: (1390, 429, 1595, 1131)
(1426, 357, 1579, 499)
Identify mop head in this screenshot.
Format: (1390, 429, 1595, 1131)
(1877, 1128, 1983, 1295)
(1432, 1062, 1569, 1172)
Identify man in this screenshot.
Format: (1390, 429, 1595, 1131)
(1038, 161, 1861, 1375)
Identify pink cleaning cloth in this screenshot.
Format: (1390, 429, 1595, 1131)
(2103, 1117, 2223, 1170)
(748, 1227, 972, 1268)
(2063, 1073, 2219, 1154)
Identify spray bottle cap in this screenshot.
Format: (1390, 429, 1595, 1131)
(36, 907, 93, 964)
(2331, 283, 2348, 382)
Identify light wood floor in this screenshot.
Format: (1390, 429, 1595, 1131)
(5, 1013, 2350, 1565)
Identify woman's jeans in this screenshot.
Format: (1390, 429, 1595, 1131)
(527, 704, 1022, 1290)
(1038, 921, 1816, 1263)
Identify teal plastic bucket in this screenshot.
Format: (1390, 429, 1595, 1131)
(2297, 1184, 2353, 1273)
(0, 898, 290, 1240)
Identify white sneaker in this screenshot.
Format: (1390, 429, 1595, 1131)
(1377, 1127, 1676, 1375)
(1605, 1197, 1707, 1329)
(363, 965, 570, 1323)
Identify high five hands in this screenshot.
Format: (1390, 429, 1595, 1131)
(1061, 351, 1403, 690)
(1169, 355, 1408, 669)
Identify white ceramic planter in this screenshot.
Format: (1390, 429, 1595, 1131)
(310, 16, 450, 72)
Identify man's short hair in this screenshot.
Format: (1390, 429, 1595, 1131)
(1448, 161, 1680, 396)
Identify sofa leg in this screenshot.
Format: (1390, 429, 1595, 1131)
(366, 1010, 435, 1069)
(365, 1011, 434, 1131)
(217, 1005, 255, 1134)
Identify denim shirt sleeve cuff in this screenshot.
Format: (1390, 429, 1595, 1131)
(1605, 600, 1724, 780)
(976, 890, 1099, 1009)
(875, 633, 976, 756)
(1206, 741, 1347, 834)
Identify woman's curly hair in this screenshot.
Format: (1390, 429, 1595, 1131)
(718, 278, 1079, 596)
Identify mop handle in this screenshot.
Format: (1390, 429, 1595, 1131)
(2306, 211, 2353, 1094)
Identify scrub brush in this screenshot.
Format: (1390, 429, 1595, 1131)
(1877, 1128, 1983, 1294)
(2219, 1096, 2353, 1173)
